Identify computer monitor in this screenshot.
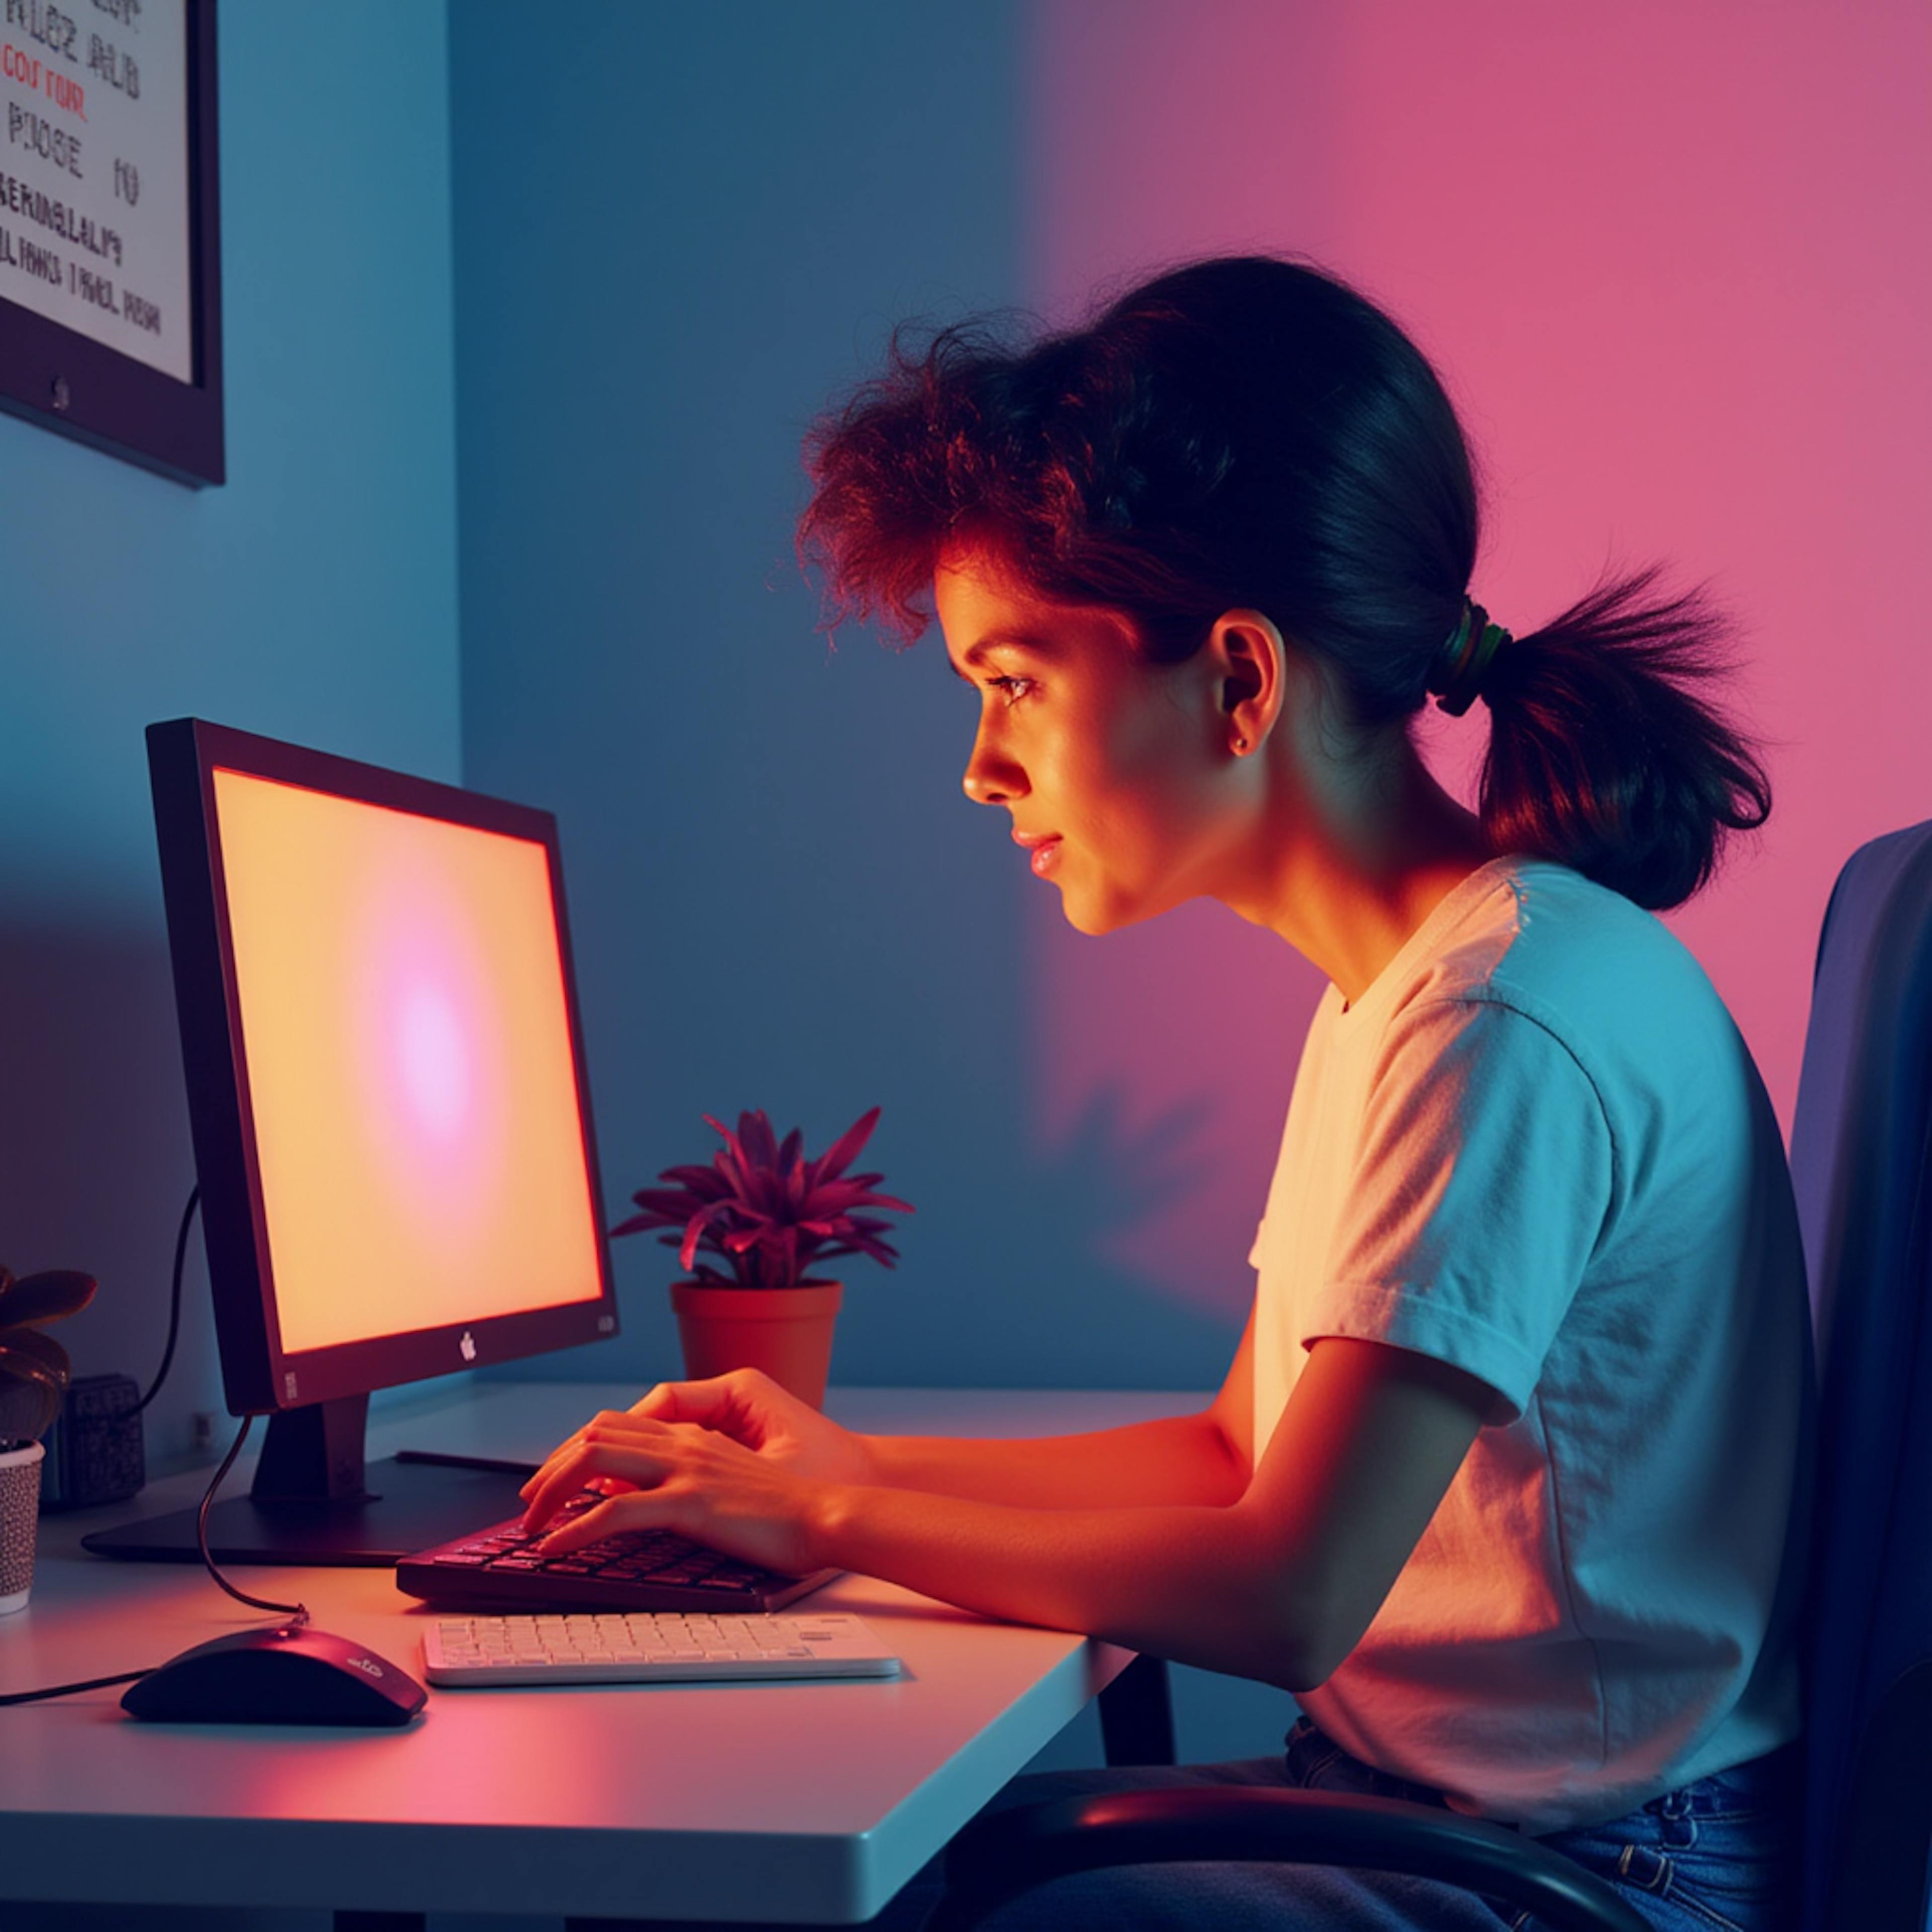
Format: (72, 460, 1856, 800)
(86, 718, 619, 1566)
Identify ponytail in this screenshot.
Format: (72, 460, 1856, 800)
(1476, 566, 1771, 912)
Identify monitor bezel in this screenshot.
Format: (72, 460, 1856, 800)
(147, 716, 619, 1415)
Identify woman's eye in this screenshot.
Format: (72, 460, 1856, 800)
(987, 675, 1035, 707)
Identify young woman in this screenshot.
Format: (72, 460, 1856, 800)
(520, 257, 1815, 1931)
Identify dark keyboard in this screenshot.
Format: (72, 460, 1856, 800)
(394, 1489, 838, 1614)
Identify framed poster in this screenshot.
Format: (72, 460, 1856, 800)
(0, 0, 221, 486)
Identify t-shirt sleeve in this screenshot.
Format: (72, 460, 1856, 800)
(1304, 996, 1615, 1427)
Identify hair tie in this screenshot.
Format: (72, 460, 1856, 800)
(1430, 599, 1513, 716)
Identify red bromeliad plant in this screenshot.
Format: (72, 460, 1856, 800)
(612, 1106, 912, 1290)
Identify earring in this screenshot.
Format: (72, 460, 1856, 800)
(1232, 735, 1248, 754)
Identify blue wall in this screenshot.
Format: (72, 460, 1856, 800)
(449, 0, 1241, 1394)
(0, 3, 460, 1468)
(0, 2, 1283, 1817)
(0, 0, 1240, 1456)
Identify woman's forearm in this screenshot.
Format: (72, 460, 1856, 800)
(860, 1411, 1248, 1510)
(812, 1481, 1320, 1688)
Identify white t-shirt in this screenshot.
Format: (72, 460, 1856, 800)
(1247, 855, 1815, 1834)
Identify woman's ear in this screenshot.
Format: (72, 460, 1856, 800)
(1208, 609, 1287, 756)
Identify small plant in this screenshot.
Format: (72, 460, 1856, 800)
(614, 1106, 912, 1289)
(0, 1264, 97, 1450)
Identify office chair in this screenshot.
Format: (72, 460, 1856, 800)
(930, 820, 1932, 1932)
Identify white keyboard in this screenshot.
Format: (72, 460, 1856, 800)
(422, 1610, 902, 1685)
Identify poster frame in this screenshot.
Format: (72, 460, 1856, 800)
(0, 0, 222, 487)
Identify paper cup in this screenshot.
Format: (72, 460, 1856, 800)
(0, 1439, 46, 1615)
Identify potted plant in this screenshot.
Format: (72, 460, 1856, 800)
(613, 1106, 911, 1409)
(0, 1263, 96, 1613)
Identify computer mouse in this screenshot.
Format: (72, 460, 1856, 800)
(120, 1624, 427, 1726)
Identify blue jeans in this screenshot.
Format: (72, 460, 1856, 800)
(878, 1716, 1804, 1930)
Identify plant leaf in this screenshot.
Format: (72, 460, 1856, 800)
(815, 1236, 899, 1268)
(702, 1113, 752, 1186)
(0, 1377, 58, 1446)
(802, 1179, 915, 1220)
(0, 1269, 95, 1328)
(740, 1109, 780, 1171)
(658, 1164, 732, 1200)
(814, 1105, 881, 1186)
(611, 1211, 669, 1239)
(0, 1326, 71, 1389)
(631, 1186, 712, 1218)
(679, 1200, 734, 1273)
(742, 1161, 783, 1219)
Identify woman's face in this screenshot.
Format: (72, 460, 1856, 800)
(934, 548, 1243, 935)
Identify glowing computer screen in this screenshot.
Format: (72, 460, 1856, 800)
(212, 767, 603, 1356)
(91, 719, 620, 1566)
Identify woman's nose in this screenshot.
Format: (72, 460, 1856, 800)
(962, 730, 1025, 806)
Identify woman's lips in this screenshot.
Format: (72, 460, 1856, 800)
(1013, 831, 1064, 875)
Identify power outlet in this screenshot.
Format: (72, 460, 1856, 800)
(191, 1410, 217, 1453)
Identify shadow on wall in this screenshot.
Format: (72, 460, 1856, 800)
(1053, 1079, 1221, 1257)
(0, 925, 1240, 1419)
(832, 1074, 1235, 1389)
(0, 917, 217, 1460)
(543, 1073, 1239, 1396)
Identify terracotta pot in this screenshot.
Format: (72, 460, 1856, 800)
(669, 1281, 843, 1410)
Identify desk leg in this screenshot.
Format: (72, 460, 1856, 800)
(335, 1914, 426, 1931)
(1098, 1653, 1176, 1767)
(564, 1921, 825, 1931)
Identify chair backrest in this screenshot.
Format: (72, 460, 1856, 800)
(1788, 821, 1932, 1932)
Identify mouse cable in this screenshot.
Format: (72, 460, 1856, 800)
(133, 1182, 199, 1414)
(3, 1415, 306, 1707)
(0, 1664, 156, 1706)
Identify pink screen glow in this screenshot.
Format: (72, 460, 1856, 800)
(1021, 0, 1932, 1323)
(211, 767, 603, 1357)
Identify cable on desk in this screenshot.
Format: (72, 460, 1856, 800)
(0, 1667, 155, 1706)
(3, 1415, 306, 1706)
(197, 1414, 309, 1625)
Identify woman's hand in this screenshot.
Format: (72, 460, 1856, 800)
(523, 1367, 877, 1494)
(514, 1369, 874, 1576)
(517, 1411, 833, 1577)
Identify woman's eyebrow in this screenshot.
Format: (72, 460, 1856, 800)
(950, 633, 1057, 678)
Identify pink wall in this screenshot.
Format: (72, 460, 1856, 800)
(1024, 0, 1932, 1323)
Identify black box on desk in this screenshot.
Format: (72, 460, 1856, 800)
(42, 1374, 145, 1511)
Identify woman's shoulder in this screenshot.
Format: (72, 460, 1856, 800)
(1384, 855, 1678, 997)
(1399, 855, 1750, 1098)
(1497, 856, 1718, 1002)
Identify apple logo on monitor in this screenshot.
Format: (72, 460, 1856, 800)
(459, 1330, 476, 1362)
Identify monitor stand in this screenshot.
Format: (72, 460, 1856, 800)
(81, 1394, 540, 1567)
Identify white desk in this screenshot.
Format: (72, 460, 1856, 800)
(0, 1382, 1202, 1925)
